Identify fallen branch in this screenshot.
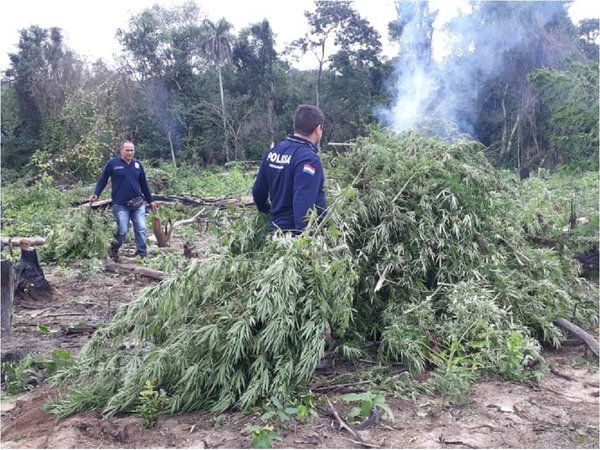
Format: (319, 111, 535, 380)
(80, 195, 254, 211)
(340, 437, 381, 449)
(174, 208, 207, 227)
(152, 194, 254, 209)
(105, 260, 165, 280)
(438, 435, 479, 449)
(549, 366, 577, 382)
(553, 316, 599, 357)
(1, 237, 46, 248)
(313, 380, 371, 393)
(325, 395, 367, 446)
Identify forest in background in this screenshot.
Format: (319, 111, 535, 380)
(1, 0, 598, 185)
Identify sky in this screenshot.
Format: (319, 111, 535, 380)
(1, 0, 599, 72)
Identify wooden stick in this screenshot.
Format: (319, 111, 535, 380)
(553, 316, 599, 357)
(324, 395, 366, 445)
(549, 366, 576, 382)
(105, 260, 165, 280)
(313, 380, 371, 393)
(174, 209, 207, 227)
(1, 237, 46, 247)
(340, 437, 381, 448)
(1, 259, 15, 333)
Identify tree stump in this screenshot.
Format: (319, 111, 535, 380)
(14, 247, 53, 302)
(1, 259, 15, 333)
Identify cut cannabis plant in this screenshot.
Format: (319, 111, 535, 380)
(47, 129, 597, 418)
(40, 208, 114, 262)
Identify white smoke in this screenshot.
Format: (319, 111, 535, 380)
(379, 1, 567, 137)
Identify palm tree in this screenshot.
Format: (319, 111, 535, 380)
(202, 18, 234, 162)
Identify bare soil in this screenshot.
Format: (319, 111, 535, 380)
(1, 253, 599, 449)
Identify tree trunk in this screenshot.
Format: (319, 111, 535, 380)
(266, 88, 275, 148)
(14, 247, 53, 302)
(1, 259, 15, 333)
(218, 65, 230, 162)
(168, 130, 177, 168)
(553, 316, 599, 357)
(152, 215, 173, 247)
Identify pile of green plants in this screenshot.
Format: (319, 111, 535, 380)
(40, 208, 114, 262)
(47, 129, 597, 418)
(1, 181, 75, 237)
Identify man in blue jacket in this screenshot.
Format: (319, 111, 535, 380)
(252, 105, 326, 234)
(90, 140, 157, 258)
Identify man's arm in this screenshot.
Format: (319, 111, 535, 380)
(292, 156, 323, 231)
(252, 158, 271, 213)
(138, 162, 157, 211)
(138, 162, 154, 202)
(92, 161, 111, 200)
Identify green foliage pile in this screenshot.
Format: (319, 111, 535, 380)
(326, 130, 596, 370)
(40, 208, 114, 262)
(48, 130, 597, 418)
(48, 218, 357, 416)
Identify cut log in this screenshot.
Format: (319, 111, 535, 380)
(152, 215, 173, 247)
(14, 247, 53, 302)
(1, 259, 15, 333)
(1, 237, 46, 250)
(152, 194, 254, 209)
(105, 260, 165, 280)
(553, 316, 599, 357)
(78, 195, 254, 210)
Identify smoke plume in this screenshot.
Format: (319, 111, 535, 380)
(379, 1, 568, 137)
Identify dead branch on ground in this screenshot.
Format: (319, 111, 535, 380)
(105, 260, 165, 280)
(553, 316, 599, 357)
(324, 395, 369, 447)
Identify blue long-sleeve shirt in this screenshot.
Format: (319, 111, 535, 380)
(94, 157, 154, 205)
(252, 135, 326, 233)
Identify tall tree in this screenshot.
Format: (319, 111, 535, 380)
(233, 20, 279, 146)
(4, 26, 88, 178)
(116, 1, 205, 163)
(4, 27, 81, 154)
(288, 0, 381, 108)
(202, 18, 234, 161)
(576, 18, 599, 60)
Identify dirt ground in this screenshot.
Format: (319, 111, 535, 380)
(1, 251, 599, 449)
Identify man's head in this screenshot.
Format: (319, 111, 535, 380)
(119, 140, 135, 163)
(293, 105, 324, 145)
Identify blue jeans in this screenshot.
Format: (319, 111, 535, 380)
(112, 203, 147, 256)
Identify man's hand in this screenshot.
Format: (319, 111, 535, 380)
(149, 201, 158, 212)
(89, 194, 98, 204)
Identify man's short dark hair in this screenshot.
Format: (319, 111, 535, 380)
(293, 105, 324, 136)
(119, 139, 134, 150)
